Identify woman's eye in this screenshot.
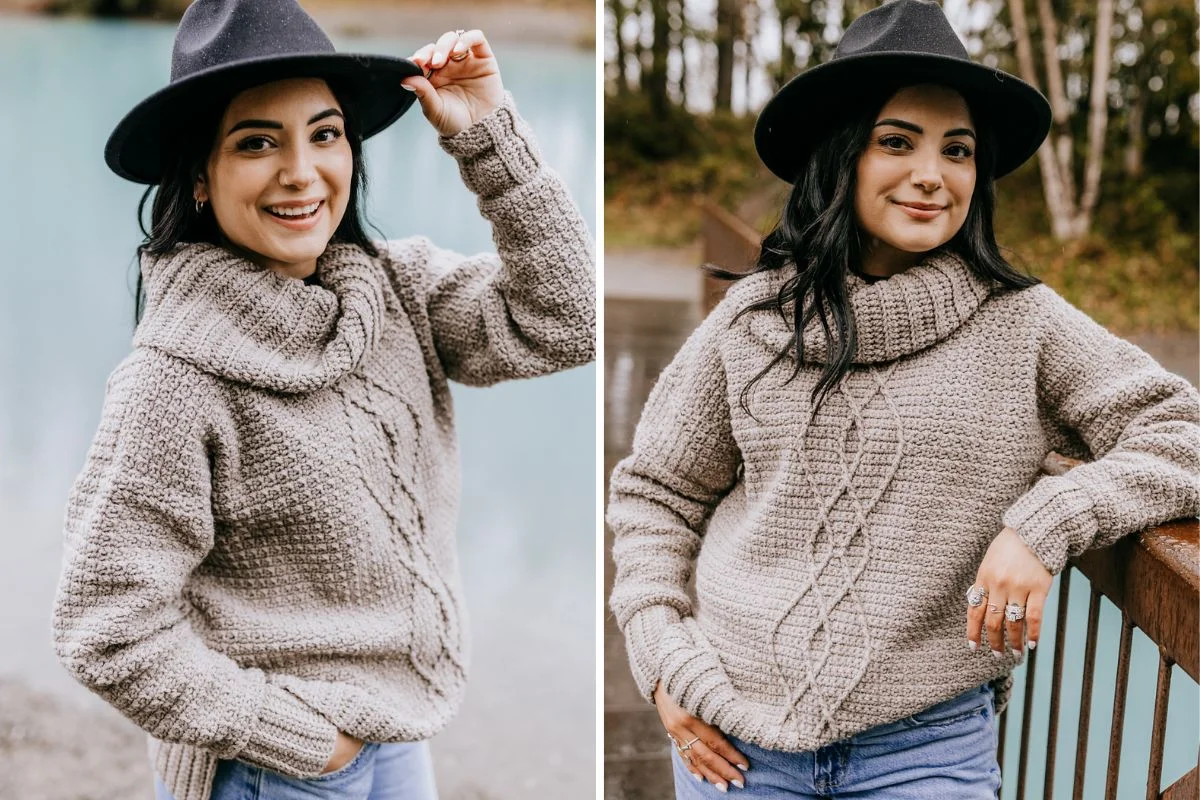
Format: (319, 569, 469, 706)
(314, 126, 344, 143)
(946, 143, 974, 158)
(237, 136, 273, 153)
(879, 135, 910, 150)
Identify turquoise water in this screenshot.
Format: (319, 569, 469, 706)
(0, 15, 595, 795)
(1002, 568, 1198, 798)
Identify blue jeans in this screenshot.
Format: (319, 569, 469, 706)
(153, 741, 438, 800)
(672, 683, 1001, 798)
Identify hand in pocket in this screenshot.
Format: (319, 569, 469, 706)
(321, 731, 366, 775)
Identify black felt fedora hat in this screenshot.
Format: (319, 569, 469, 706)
(105, 0, 423, 184)
(754, 0, 1051, 183)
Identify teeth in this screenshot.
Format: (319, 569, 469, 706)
(267, 201, 320, 217)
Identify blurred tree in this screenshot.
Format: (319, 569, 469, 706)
(715, 0, 741, 109)
(609, 0, 631, 95)
(1006, 0, 1116, 240)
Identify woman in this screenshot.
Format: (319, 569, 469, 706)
(50, 1, 594, 799)
(608, 1, 1198, 797)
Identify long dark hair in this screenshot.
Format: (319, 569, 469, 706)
(718, 82, 1040, 417)
(133, 78, 381, 324)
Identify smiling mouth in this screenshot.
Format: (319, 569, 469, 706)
(265, 200, 323, 220)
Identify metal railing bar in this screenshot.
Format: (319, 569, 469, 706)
(1104, 613, 1135, 800)
(1073, 588, 1103, 800)
(1144, 650, 1173, 800)
(1043, 567, 1072, 800)
(1017, 642, 1038, 800)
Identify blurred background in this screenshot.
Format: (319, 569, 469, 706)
(0, 1, 595, 798)
(603, 1, 1198, 798)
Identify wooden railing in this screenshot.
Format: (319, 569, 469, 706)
(699, 199, 1200, 800)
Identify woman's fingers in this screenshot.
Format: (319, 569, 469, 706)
(984, 594, 1008, 655)
(965, 594, 985, 652)
(457, 28, 493, 60)
(429, 30, 462, 69)
(1025, 587, 1047, 650)
(673, 727, 745, 791)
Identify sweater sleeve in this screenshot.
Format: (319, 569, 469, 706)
(384, 92, 595, 387)
(1002, 287, 1200, 575)
(51, 352, 340, 776)
(607, 302, 743, 704)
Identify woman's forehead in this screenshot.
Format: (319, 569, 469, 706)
(222, 77, 341, 123)
(876, 84, 974, 127)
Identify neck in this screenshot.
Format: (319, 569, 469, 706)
(218, 233, 318, 281)
(857, 238, 924, 278)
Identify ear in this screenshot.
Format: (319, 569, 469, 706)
(193, 174, 209, 204)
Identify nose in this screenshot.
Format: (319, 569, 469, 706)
(278, 145, 317, 190)
(910, 150, 943, 193)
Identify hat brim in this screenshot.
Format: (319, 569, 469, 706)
(754, 52, 1052, 183)
(105, 53, 424, 184)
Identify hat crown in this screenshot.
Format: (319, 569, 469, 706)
(170, 0, 335, 82)
(835, 0, 968, 62)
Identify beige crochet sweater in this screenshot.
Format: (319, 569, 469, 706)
(608, 250, 1198, 752)
(52, 96, 594, 800)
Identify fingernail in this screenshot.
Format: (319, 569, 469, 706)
(691, 772, 702, 783)
(991, 650, 1002, 659)
(732, 779, 745, 789)
(432, 51, 444, 65)
(1029, 640, 1037, 650)
(400, 84, 416, 92)
(715, 783, 728, 793)
(967, 640, 977, 651)
(737, 763, 749, 772)
(451, 44, 466, 54)
(1014, 646, 1023, 655)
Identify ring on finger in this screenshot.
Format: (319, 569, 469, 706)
(1005, 602, 1026, 622)
(986, 602, 1004, 614)
(450, 29, 470, 61)
(966, 584, 988, 607)
(679, 736, 700, 752)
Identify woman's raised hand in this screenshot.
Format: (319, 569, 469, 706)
(401, 29, 505, 138)
(654, 681, 748, 792)
(966, 526, 1054, 657)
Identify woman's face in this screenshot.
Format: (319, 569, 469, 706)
(194, 77, 353, 279)
(854, 84, 977, 265)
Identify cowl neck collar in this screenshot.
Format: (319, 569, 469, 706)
(134, 241, 390, 393)
(743, 249, 996, 365)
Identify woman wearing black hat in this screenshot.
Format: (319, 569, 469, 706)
(51, 1, 593, 799)
(608, 0, 1198, 796)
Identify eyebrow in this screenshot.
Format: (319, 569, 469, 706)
(874, 118, 976, 140)
(226, 108, 344, 137)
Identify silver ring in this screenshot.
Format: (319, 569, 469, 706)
(679, 736, 699, 752)
(1005, 603, 1026, 622)
(965, 585, 988, 607)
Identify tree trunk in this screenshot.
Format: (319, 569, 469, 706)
(610, 0, 630, 96)
(1124, 89, 1145, 178)
(1006, 0, 1074, 240)
(647, 0, 671, 116)
(1074, 0, 1114, 236)
(715, 0, 737, 111)
(675, 0, 688, 109)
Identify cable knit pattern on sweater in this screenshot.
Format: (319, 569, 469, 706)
(608, 249, 1198, 753)
(51, 95, 594, 800)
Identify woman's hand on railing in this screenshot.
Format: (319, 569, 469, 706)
(967, 526, 1054, 656)
(401, 30, 506, 137)
(654, 680, 748, 792)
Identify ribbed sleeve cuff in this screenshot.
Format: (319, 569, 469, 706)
(438, 91, 542, 198)
(621, 606, 742, 731)
(622, 604, 680, 703)
(234, 683, 340, 777)
(1003, 475, 1098, 575)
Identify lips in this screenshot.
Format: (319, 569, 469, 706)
(893, 200, 945, 220)
(263, 199, 325, 231)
